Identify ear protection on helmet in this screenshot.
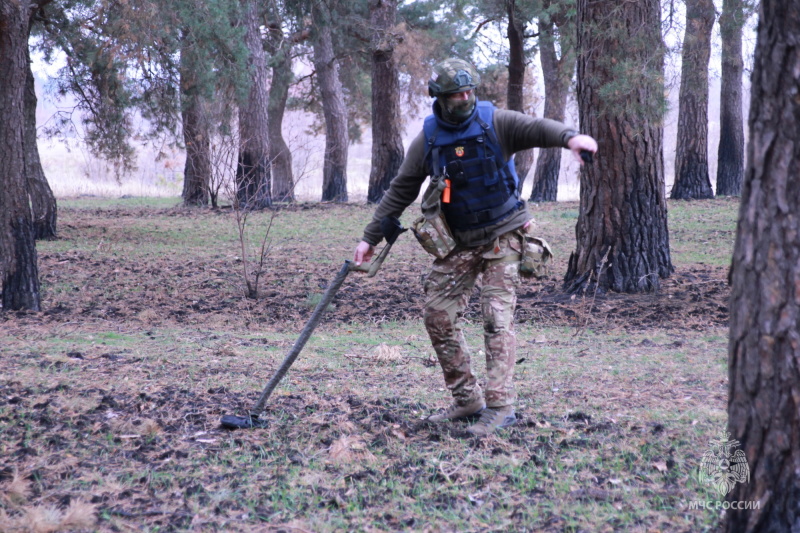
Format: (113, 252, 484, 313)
(428, 59, 480, 98)
(428, 70, 476, 97)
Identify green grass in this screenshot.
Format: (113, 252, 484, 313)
(667, 197, 739, 267)
(1, 198, 740, 532)
(527, 196, 739, 269)
(2, 319, 728, 531)
(57, 196, 182, 209)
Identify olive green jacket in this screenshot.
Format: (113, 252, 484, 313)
(361, 108, 574, 248)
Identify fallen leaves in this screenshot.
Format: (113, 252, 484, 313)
(653, 460, 669, 473)
(328, 435, 377, 465)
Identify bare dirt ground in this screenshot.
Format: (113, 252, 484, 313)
(0, 202, 733, 531)
(18, 204, 730, 331)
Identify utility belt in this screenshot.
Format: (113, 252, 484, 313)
(411, 208, 552, 278)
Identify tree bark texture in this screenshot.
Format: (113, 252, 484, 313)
(716, 0, 746, 197)
(565, 0, 673, 294)
(367, 0, 404, 205)
(268, 47, 295, 202)
(236, 0, 272, 209)
(670, 0, 715, 200)
(726, 2, 800, 531)
(313, 3, 348, 203)
(24, 38, 57, 240)
(180, 44, 211, 207)
(505, 1, 534, 187)
(530, 19, 573, 203)
(1, 1, 41, 311)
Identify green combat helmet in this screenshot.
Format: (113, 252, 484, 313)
(428, 58, 481, 97)
(428, 58, 481, 123)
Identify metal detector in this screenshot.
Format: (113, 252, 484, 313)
(220, 216, 407, 429)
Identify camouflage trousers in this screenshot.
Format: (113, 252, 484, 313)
(423, 231, 522, 408)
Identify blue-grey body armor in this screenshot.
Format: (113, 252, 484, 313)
(423, 100, 522, 231)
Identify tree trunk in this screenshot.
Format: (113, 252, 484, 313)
(313, 3, 348, 203)
(564, 0, 673, 294)
(236, 0, 271, 209)
(24, 37, 57, 240)
(670, 0, 715, 200)
(506, 0, 534, 187)
(1, 1, 41, 311)
(268, 48, 295, 203)
(726, 2, 800, 530)
(180, 44, 211, 207)
(367, 0, 404, 204)
(530, 18, 573, 203)
(715, 0, 745, 197)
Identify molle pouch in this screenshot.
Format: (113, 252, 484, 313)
(520, 233, 553, 279)
(446, 160, 466, 187)
(412, 214, 457, 259)
(482, 159, 499, 188)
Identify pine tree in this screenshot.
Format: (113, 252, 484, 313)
(726, 1, 800, 529)
(564, 0, 673, 293)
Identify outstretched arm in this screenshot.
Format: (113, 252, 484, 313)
(359, 132, 429, 247)
(492, 110, 598, 164)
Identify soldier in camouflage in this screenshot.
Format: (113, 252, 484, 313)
(354, 58, 597, 436)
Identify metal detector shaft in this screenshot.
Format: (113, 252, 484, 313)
(250, 260, 353, 415)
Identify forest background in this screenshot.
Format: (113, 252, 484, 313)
(29, 0, 756, 203)
(5, 0, 797, 531)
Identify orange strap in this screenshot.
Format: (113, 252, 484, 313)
(442, 179, 451, 203)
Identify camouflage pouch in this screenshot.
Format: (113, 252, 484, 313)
(519, 233, 553, 278)
(412, 214, 457, 259)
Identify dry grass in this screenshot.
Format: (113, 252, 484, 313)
(0, 500, 96, 533)
(3, 470, 31, 505)
(328, 435, 378, 465)
(0, 199, 740, 531)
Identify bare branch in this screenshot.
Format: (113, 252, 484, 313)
(471, 18, 497, 39)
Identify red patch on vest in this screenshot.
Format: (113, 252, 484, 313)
(454, 146, 465, 157)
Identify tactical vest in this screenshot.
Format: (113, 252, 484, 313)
(423, 101, 521, 232)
